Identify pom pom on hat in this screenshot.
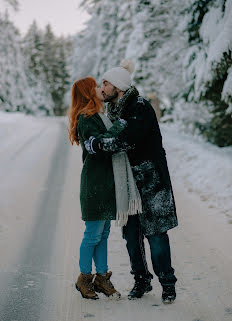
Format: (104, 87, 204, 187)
(120, 59, 135, 74)
(102, 59, 134, 91)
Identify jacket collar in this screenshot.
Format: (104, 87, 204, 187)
(106, 86, 139, 121)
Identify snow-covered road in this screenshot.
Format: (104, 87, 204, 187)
(0, 114, 232, 321)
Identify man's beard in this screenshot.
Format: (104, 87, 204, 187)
(103, 89, 118, 102)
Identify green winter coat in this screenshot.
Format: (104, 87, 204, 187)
(77, 113, 126, 221)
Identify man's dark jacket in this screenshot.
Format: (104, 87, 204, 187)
(95, 92, 178, 235)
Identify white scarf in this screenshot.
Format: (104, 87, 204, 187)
(98, 113, 142, 227)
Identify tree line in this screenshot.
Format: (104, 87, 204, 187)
(1, 0, 231, 146)
(0, 12, 72, 116)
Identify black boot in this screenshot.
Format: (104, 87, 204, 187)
(128, 274, 153, 300)
(162, 285, 176, 304)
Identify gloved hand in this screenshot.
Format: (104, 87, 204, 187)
(117, 118, 127, 127)
(84, 136, 100, 154)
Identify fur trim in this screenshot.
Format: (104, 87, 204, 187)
(107, 86, 139, 121)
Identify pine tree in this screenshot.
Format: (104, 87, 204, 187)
(3, 0, 19, 11)
(42, 24, 71, 114)
(112, 1, 133, 64)
(42, 24, 57, 92)
(71, 0, 105, 82)
(72, 0, 133, 84)
(0, 12, 31, 113)
(91, 0, 123, 80)
(52, 37, 71, 115)
(23, 21, 54, 115)
(179, 0, 232, 146)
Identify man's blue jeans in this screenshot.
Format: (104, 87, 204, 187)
(123, 215, 177, 286)
(79, 220, 111, 274)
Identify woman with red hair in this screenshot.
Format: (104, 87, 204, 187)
(68, 77, 126, 300)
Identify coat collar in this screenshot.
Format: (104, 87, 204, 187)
(106, 86, 139, 121)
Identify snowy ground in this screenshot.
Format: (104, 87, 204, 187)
(161, 123, 232, 223)
(0, 111, 232, 321)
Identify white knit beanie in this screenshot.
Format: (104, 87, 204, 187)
(102, 59, 135, 91)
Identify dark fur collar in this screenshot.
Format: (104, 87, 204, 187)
(106, 86, 139, 121)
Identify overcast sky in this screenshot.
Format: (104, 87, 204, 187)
(0, 0, 90, 36)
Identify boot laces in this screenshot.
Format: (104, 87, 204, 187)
(105, 275, 114, 289)
(83, 275, 95, 292)
(87, 282, 95, 292)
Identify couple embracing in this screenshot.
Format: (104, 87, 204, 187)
(68, 60, 178, 304)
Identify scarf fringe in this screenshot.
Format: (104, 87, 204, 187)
(115, 210, 129, 227)
(128, 198, 142, 215)
(115, 199, 142, 227)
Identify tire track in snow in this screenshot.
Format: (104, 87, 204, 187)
(0, 122, 70, 321)
(0, 126, 46, 179)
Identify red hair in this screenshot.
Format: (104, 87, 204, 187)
(68, 77, 104, 146)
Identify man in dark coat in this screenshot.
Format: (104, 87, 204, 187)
(84, 60, 178, 303)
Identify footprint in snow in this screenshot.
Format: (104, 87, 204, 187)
(84, 313, 95, 318)
(225, 307, 232, 315)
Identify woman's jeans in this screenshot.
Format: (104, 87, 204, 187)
(123, 215, 177, 286)
(79, 220, 111, 274)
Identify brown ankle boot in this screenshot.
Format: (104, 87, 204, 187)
(94, 271, 121, 298)
(75, 273, 99, 300)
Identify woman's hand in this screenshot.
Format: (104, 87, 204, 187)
(84, 136, 101, 154)
(117, 118, 127, 127)
(84, 119, 128, 154)
(84, 136, 96, 154)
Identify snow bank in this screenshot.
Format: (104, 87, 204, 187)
(161, 124, 232, 217)
(0, 111, 32, 123)
(0, 111, 66, 126)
